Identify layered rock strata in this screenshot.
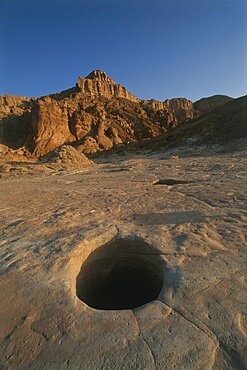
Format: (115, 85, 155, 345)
(0, 70, 231, 156)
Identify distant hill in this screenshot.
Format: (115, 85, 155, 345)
(146, 95, 247, 150)
(194, 95, 233, 115)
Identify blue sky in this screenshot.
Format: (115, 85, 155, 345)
(0, 0, 246, 101)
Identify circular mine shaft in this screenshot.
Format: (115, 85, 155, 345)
(76, 238, 164, 310)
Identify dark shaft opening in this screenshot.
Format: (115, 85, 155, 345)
(76, 240, 164, 310)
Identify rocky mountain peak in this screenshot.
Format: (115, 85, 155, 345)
(1, 70, 238, 158)
(76, 70, 139, 102)
(85, 70, 115, 84)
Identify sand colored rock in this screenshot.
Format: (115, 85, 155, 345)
(0, 144, 92, 177)
(143, 97, 195, 122)
(0, 143, 33, 163)
(0, 149, 246, 369)
(0, 95, 33, 119)
(77, 136, 100, 154)
(31, 98, 76, 156)
(77, 70, 140, 102)
(43, 145, 92, 168)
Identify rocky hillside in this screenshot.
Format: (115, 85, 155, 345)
(0, 70, 234, 156)
(143, 95, 247, 151)
(194, 94, 233, 115)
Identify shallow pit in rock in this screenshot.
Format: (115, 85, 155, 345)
(153, 178, 192, 185)
(104, 168, 131, 173)
(76, 237, 164, 310)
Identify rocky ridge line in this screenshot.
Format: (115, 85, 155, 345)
(0, 70, 233, 156)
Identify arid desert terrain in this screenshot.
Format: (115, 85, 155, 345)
(0, 71, 246, 370)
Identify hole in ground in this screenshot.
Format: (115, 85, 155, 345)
(154, 178, 192, 185)
(76, 237, 164, 310)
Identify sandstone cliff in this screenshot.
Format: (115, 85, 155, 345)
(0, 70, 227, 156)
(77, 70, 140, 102)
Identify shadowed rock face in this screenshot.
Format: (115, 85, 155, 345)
(0, 95, 34, 149)
(133, 94, 247, 153)
(194, 94, 233, 115)
(0, 70, 199, 156)
(163, 95, 247, 147)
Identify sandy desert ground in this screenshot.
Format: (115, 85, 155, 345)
(0, 149, 246, 370)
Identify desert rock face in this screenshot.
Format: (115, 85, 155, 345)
(77, 70, 140, 102)
(143, 97, 195, 122)
(162, 98, 195, 120)
(0, 70, 200, 156)
(0, 71, 238, 157)
(0, 95, 32, 118)
(0, 95, 34, 149)
(31, 98, 76, 156)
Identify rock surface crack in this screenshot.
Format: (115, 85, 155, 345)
(158, 299, 219, 348)
(132, 311, 157, 369)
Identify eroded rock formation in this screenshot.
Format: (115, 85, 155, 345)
(77, 70, 140, 102)
(0, 70, 232, 156)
